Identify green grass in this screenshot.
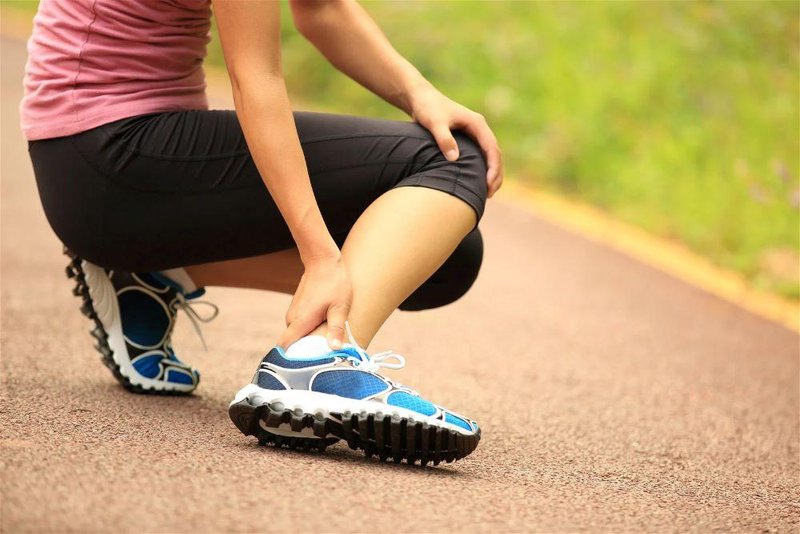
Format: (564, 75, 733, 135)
(8, 0, 800, 298)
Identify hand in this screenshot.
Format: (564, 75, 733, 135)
(276, 252, 353, 351)
(410, 88, 504, 197)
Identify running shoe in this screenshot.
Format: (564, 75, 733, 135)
(229, 324, 480, 465)
(65, 249, 217, 394)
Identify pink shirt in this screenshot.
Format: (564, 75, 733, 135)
(20, 0, 211, 141)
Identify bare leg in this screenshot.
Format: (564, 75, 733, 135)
(186, 248, 303, 295)
(313, 187, 475, 347)
(185, 187, 475, 348)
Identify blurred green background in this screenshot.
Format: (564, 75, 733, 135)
(9, 0, 800, 298)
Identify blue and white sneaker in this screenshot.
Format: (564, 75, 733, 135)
(65, 249, 217, 394)
(229, 325, 480, 465)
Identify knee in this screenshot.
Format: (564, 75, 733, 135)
(435, 130, 488, 221)
(399, 228, 484, 311)
(454, 130, 488, 202)
(452, 131, 488, 176)
(410, 128, 489, 223)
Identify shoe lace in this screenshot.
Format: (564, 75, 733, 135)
(343, 321, 414, 392)
(172, 292, 219, 351)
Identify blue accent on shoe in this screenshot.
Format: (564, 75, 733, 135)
(263, 347, 336, 369)
(132, 354, 163, 379)
(311, 369, 390, 400)
(118, 289, 170, 347)
(164, 348, 179, 362)
(256, 370, 286, 390)
(149, 272, 205, 299)
(166, 369, 195, 385)
(331, 346, 367, 362)
(149, 271, 184, 292)
(183, 288, 206, 299)
(386, 391, 437, 417)
(164, 347, 192, 367)
(444, 412, 472, 432)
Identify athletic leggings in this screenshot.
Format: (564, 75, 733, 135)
(27, 110, 488, 311)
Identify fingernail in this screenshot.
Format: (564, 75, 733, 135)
(446, 149, 458, 161)
(329, 338, 342, 349)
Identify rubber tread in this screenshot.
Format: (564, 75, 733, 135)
(229, 398, 338, 453)
(229, 393, 480, 466)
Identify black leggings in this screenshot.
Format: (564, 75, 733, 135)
(28, 110, 488, 311)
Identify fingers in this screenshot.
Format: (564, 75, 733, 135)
(481, 139, 503, 198)
(276, 315, 317, 350)
(460, 114, 503, 198)
(325, 303, 350, 350)
(277, 305, 350, 351)
(485, 146, 504, 197)
(430, 123, 460, 162)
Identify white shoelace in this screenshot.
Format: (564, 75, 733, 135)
(173, 293, 219, 351)
(343, 321, 414, 392)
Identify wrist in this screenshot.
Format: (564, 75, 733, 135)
(300, 244, 341, 268)
(296, 233, 340, 266)
(289, 206, 340, 265)
(400, 78, 438, 117)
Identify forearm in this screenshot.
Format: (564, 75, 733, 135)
(232, 74, 337, 262)
(214, 0, 337, 264)
(291, 0, 435, 115)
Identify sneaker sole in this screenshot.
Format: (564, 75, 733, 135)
(64, 249, 196, 395)
(229, 385, 480, 466)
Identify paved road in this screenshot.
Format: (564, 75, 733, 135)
(2, 33, 798, 533)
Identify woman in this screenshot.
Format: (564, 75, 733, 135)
(22, 0, 502, 465)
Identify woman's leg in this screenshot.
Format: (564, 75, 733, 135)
(187, 248, 304, 294)
(187, 187, 478, 347)
(180, 114, 487, 347)
(327, 186, 476, 347)
(175, 110, 488, 347)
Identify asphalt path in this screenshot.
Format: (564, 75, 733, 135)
(1, 33, 798, 532)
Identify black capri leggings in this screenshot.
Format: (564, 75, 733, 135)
(28, 110, 488, 311)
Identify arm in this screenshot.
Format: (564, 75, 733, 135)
(290, 0, 503, 196)
(213, 0, 351, 348)
(214, 0, 334, 262)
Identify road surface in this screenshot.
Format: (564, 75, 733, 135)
(1, 33, 798, 532)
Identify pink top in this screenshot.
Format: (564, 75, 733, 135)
(20, 0, 212, 141)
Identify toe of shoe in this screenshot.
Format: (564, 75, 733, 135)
(441, 410, 479, 434)
(164, 366, 200, 388)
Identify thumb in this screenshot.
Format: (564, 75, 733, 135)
(431, 124, 459, 162)
(325, 303, 350, 350)
(276, 317, 316, 350)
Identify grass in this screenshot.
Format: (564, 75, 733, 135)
(8, 0, 800, 298)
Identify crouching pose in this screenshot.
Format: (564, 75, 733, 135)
(22, 0, 502, 465)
